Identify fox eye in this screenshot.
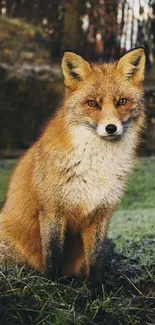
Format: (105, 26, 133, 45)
(117, 98, 127, 106)
(87, 100, 98, 107)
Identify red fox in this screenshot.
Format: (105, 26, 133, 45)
(0, 48, 146, 281)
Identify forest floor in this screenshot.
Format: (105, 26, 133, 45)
(0, 157, 155, 325)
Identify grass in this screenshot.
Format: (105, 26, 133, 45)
(119, 157, 155, 210)
(0, 160, 16, 207)
(0, 157, 155, 325)
(0, 16, 43, 35)
(0, 16, 49, 66)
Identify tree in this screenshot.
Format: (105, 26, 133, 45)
(62, 0, 84, 53)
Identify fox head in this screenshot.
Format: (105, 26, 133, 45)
(61, 48, 145, 139)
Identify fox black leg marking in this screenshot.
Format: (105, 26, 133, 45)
(88, 237, 105, 283)
(39, 215, 64, 280)
(44, 231, 63, 280)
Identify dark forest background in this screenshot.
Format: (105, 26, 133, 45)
(0, 0, 155, 157)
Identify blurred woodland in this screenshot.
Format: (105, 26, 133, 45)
(0, 0, 155, 156)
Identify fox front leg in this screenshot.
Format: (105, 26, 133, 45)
(82, 214, 110, 283)
(39, 213, 65, 280)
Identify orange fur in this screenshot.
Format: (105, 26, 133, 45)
(0, 49, 146, 281)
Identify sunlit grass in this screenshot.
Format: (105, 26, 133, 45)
(0, 15, 43, 36)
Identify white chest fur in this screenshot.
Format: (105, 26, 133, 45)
(61, 125, 137, 215)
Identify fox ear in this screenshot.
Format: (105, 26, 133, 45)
(62, 52, 92, 89)
(116, 48, 146, 84)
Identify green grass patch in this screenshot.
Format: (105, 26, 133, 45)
(119, 157, 155, 210)
(0, 160, 16, 207)
(0, 158, 155, 324)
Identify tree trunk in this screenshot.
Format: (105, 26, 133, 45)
(104, 0, 119, 59)
(13, 0, 22, 18)
(6, 0, 15, 16)
(62, 0, 84, 53)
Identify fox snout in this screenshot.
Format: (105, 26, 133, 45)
(97, 119, 123, 138)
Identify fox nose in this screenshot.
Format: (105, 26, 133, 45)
(105, 124, 117, 134)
